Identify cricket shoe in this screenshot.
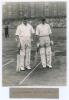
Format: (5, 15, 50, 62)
(20, 67, 25, 71)
(26, 66, 31, 70)
(46, 65, 52, 68)
(43, 65, 46, 68)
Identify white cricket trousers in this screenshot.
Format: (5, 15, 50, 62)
(39, 36, 52, 67)
(17, 37, 31, 68)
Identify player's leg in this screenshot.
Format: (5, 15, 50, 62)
(20, 49, 25, 70)
(46, 46, 52, 68)
(45, 36, 52, 68)
(40, 47, 46, 68)
(25, 43, 31, 69)
(19, 37, 25, 71)
(39, 37, 46, 68)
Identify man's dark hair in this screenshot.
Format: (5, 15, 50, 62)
(23, 15, 27, 20)
(41, 17, 46, 21)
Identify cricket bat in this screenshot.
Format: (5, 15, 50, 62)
(16, 41, 21, 72)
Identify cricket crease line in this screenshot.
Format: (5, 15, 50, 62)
(19, 62, 41, 85)
(3, 58, 13, 63)
(3, 59, 15, 67)
(3, 59, 10, 63)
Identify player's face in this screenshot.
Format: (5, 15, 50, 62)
(23, 19, 27, 25)
(41, 19, 45, 24)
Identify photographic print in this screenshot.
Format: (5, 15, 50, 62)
(2, 1, 66, 86)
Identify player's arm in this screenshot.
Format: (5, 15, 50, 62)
(35, 26, 40, 52)
(49, 33, 53, 41)
(31, 25, 35, 42)
(48, 25, 54, 46)
(35, 26, 40, 42)
(15, 26, 20, 42)
(15, 35, 19, 41)
(15, 26, 21, 53)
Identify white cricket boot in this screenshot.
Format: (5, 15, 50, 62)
(26, 66, 31, 70)
(20, 67, 25, 71)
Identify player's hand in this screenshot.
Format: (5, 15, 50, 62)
(37, 42, 40, 48)
(36, 43, 40, 52)
(50, 40, 54, 46)
(17, 42, 21, 54)
(17, 42, 21, 50)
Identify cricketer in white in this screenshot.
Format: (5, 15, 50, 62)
(15, 17, 35, 71)
(36, 18, 53, 68)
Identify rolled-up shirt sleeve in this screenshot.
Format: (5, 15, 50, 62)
(48, 25, 52, 34)
(15, 26, 20, 36)
(36, 26, 40, 36)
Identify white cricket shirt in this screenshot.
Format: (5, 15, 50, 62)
(36, 23, 52, 36)
(15, 23, 35, 38)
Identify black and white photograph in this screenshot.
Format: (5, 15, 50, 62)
(2, 1, 66, 86)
